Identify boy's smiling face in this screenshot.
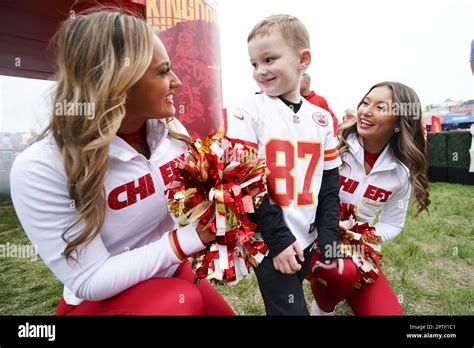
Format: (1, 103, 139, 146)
(248, 29, 309, 103)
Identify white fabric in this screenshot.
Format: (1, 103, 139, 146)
(310, 299, 335, 316)
(10, 119, 204, 305)
(339, 133, 411, 242)
(226, 93, 342, 250)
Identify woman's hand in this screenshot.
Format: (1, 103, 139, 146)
(315, 258, 345, 275)
(196, 222, 215, 245)
(250, 187, 261, 198)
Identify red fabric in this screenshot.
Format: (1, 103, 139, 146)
(364, 149, 382, 168)
(345, 267, 403, 316)
(304, 91, 339, 136)
(308, 251, 403, 315)
(117, 125, 147, 145)
(171, 230, 188, 259)
(55, 261, 235, 316)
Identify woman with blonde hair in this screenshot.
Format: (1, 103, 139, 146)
(10, 9, 234, 315)
(308, 81, 430, 315)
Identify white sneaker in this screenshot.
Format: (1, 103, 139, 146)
(310, 299, 335, 316)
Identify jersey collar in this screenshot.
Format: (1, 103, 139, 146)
(109, 119, 168, 161)
(268, 94, 313, 124)
(347, 133, 397, 173)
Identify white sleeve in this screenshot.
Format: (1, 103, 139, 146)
(323, 119, 342, 170)
(10, 153, 204, 301)
(224, 97, 259, 150)
(375, 183, 411, 243)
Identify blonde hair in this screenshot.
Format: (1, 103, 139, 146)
(338, 82, 430, 216)
(247, 14, 310, 51)
(38, 9, 189, 261)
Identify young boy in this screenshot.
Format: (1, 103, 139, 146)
(225, 14, 344, 315)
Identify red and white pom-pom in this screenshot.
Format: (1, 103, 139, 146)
(167, 135, 268, 285)
(338, 203, 383, 289)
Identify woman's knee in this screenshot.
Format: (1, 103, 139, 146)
(314, 258, 358, 286)
(341, 258, 358, 282)
(126, 278, 204, 315)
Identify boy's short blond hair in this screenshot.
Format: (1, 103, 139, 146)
(247, 14, 310, 51)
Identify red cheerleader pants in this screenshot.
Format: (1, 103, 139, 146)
(56, 260, 235, 316)
(308, 251, 403, 315)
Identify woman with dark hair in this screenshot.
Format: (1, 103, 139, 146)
(309, 81, 430, 315)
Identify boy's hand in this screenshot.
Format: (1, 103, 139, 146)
(273, 241, 304, 274)
(315, 258, 344, 275)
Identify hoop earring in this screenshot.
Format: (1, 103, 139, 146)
(395, 128, 400, 133)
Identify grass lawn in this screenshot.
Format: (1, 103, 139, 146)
(0, 182, 473, 315)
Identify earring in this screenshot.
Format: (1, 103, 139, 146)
(395, 128, 400, 133)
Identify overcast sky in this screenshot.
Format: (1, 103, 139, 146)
(1, 0, 473, 133)
(217, 0, 474, 115)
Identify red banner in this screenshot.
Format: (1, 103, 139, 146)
(146, 0, 222, 140)
(431, 116, 442, 133)
(421, 120, 428, 152)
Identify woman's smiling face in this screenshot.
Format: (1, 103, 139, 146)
(125, 36, 182, 122)
(357, 86, 399, 143)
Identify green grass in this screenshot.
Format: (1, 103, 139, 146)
(0, 182, 473, 315)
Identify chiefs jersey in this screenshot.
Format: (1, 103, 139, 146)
(10, 119, 205, 305)
(339, 133, 411, 242)
(225, 93, 341, 250)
